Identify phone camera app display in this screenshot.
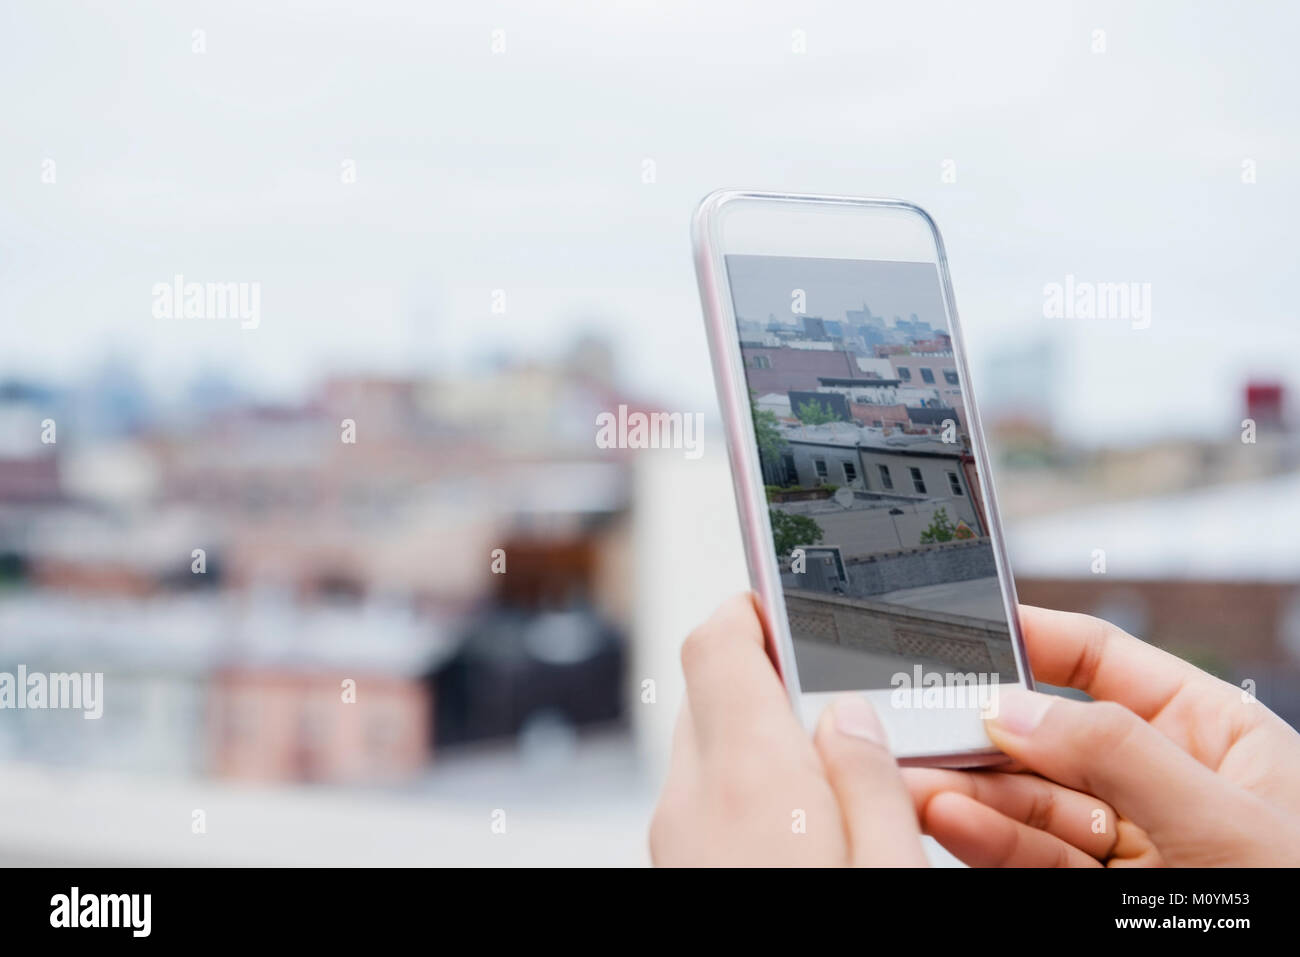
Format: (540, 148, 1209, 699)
(725, 254, 1017, 693)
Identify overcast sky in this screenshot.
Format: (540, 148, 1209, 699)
(2, 0, 1297, 444)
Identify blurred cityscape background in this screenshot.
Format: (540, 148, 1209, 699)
(2, 0, 1298, 864)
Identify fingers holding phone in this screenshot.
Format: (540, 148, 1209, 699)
(905, 607, 1300, 867)
(651, 593, 926, 867)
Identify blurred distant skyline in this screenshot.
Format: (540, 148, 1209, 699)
(725, 256, 949, 332)
(2, 0, 1297, 445)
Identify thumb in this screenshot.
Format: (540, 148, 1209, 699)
(814, 696, 927, 867)
(985, 689, 1241, 851)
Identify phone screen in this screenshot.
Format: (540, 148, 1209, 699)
(723, 254, 1019, 693)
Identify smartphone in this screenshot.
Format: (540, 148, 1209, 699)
(693, 190, 1032, 766)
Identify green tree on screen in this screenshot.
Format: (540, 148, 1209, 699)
(919, 507, 956, 544)
(751, 393, 786, 464)
(770, 509, 824, 557)
(795, 398, 838, 425)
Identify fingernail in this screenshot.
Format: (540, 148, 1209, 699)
(833, 695, 886, 746)
(987, 689, 1053, 736)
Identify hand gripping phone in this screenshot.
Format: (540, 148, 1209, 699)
(693, 190, 1033, 766)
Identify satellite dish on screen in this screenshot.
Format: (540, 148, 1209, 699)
(833, 486, 855, 509)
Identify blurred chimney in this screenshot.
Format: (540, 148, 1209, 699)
(1246, 381, 1286, 431)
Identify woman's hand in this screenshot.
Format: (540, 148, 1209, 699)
(905, 604, 1300, 866)
(650, 593, 927, 866)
